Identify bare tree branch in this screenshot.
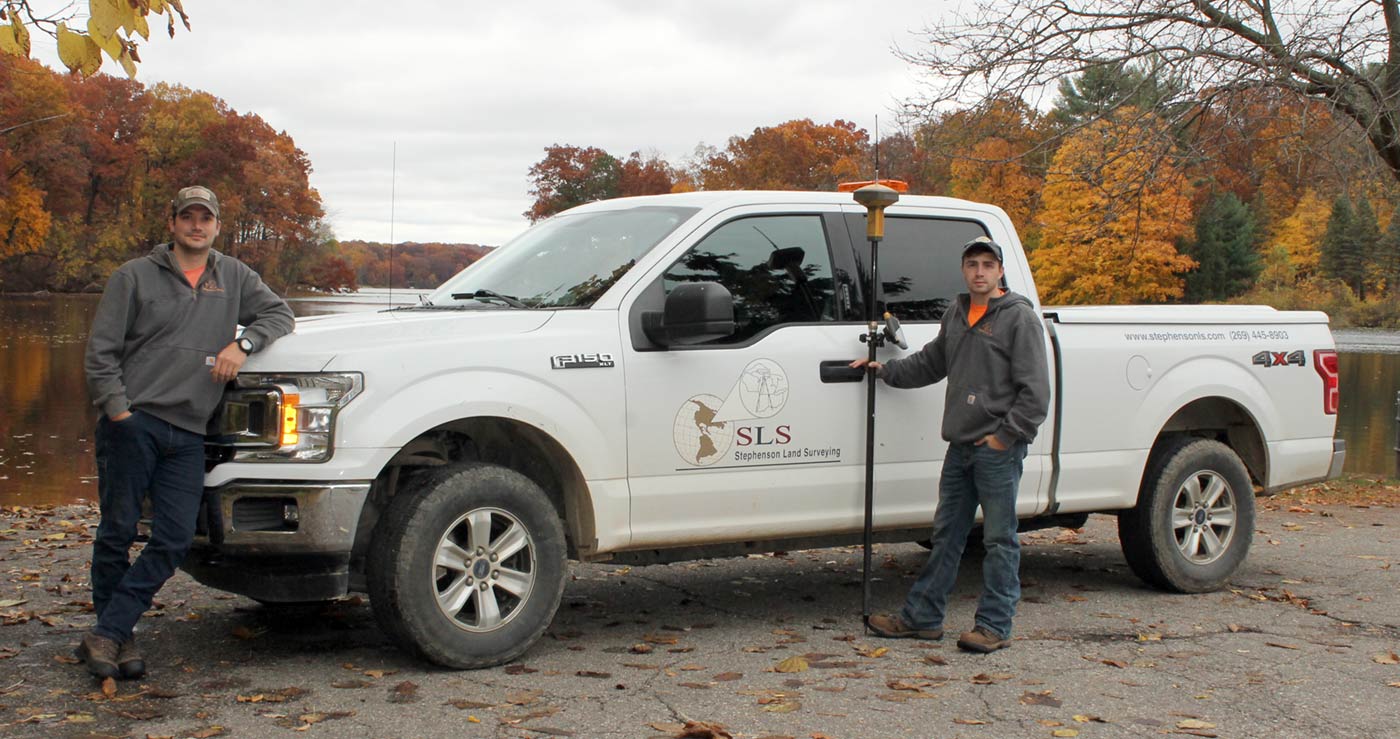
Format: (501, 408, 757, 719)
(900, 1, 1400, 183)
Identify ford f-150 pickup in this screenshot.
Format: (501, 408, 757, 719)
(187, 190, 1344, 668)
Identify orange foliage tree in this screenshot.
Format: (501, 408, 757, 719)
(699, 119, 868, 190)
(1032, 108, 1196, 304)
(0, 61, 338, 292)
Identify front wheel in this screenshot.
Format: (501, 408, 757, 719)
(1118, 438, 1254, 593)
(367, 462, 567, 668)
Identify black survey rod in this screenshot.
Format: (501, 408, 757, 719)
(851, 184, 900, 630)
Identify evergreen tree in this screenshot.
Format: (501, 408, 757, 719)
(1350, 197, 1382, 299)
(1051, 61, 1182, 129)
(1382, 207, 1400, 296)
(1321, 197, 1359, 294)
(1184, 193, 1259, 301)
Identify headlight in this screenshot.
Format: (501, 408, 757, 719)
(221, 373, 363, 462)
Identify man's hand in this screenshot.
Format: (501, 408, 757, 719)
(212, 341, 247, 383)
(975, 434, 1008, 451)
(849, 358, 883, 372)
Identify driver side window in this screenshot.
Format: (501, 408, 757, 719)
(662, 215, 837, 344)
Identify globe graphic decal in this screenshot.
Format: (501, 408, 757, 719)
(673, 393, 734, 466)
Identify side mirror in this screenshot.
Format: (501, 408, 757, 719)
(642, 282, 736, 347)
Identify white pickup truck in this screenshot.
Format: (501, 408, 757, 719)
(189, 191, 1344, 668)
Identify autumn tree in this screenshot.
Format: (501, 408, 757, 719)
(1031, 108, 1196, 304)
(699, 119, 868, 191)
(0, 0, 191, 77)
(1268, 189, 1330, 281)
(1184, 193, 1258, 301)
(524, 145, 623, 222)
(902, 1, 1400, 188)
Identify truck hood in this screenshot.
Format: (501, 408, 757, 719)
(244, 309, 556, 372)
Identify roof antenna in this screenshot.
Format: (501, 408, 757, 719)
(388, 141, 397, 306)
(874, 114, 880, 182)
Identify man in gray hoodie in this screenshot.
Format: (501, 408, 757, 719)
(79, 186, 294, 679)
(852, 236, 1050, 653)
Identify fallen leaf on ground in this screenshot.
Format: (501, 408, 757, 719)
(773, 656, 809, 673)
(712, 672, 743, 681)
(1137, 633, 1162, 642)
(1052, 730, 1079, 738)
(388, 681, 419, 703)
(675, 720, 733, 738)
(970, 672, 1014, 684)
(1101, 659, 1128, 668)
(1020, 690, 1062, 707)
(1073, 714, 1107, 723)
(229, 625, 263, 640)
(101, 677, 116, 697)
(446, 699, 492, 709)
(1177, 719, 1217, 729)
(1373, 652, 1400, 665)
(1265, 642, 1299, 650)
(362, 669, 397, 679)
(923, 655, 948, 666)
(576, 670, 612, 679)
(761, 699, 801, 713)
(953, 718, 987, 725)
(505, 663, 538, 674)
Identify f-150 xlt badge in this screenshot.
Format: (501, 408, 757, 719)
(1252, 350, 1305, 368)
(551, 353, 615, 369)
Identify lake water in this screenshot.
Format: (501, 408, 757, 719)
(1, 295, 1395, 506)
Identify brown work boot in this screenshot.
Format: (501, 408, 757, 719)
(117, 638, 146, 680)
(74, 632, 120, 679)
(957, 625, 1011, 653)
(867, 613, 943, 640)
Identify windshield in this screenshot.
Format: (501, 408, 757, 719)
(430, 205, 699, 309)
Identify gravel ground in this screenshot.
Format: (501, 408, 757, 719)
(1, 480, 1397, 739)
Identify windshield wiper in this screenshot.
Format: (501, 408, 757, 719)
(451, 289, 530, 309)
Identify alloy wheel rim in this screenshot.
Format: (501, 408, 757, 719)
(1170, 469, 1237, 565)
(431, 507, 536, 632)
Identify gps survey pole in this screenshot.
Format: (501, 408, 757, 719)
(852, 182, 900, 631)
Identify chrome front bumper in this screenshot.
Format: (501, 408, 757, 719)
(183, 480, 371, 602)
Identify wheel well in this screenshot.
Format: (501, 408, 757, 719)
(1151, 397, 1266, 488)
(352, 418, 596, 570)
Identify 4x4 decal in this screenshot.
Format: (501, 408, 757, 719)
(1252, 350, 1305, 368)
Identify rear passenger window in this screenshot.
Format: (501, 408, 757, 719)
(879, 217, 989, 321)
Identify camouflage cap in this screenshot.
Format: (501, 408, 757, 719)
(960, 235, 1003, 263)
(171, 185, 220, 218)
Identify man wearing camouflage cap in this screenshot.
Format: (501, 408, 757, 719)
(79, 186, 294, 680)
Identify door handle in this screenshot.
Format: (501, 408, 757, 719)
(820, 360, 865, 383)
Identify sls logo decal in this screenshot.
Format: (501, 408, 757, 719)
(1252, 350, 1305, 368)
(672, 359, 790, 466)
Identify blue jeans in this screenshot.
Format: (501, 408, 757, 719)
(900, 440, 1027, 640)
(91, 410, 205, 644)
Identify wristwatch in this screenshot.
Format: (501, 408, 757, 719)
(237, 336, 255, 354)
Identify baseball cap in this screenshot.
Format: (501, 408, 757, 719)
(960, 235, 1003, 263)
(171, 186, 220, 218)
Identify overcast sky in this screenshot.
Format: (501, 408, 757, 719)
(30, 1, 956, 245)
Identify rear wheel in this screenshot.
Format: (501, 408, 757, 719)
(367, 462, 567, 668)
(1118, 438, 1254, 593)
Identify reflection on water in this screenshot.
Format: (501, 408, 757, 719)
(1, 294, 1396, 505)
(0, 292, 416, 506)
(1337, 353, 1398, 478)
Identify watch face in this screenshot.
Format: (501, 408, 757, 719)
(239, 338, 253, 352)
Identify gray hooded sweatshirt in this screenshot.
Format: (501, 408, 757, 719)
(85, 244, 295, 434)
(878, 290, 1050, 447)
